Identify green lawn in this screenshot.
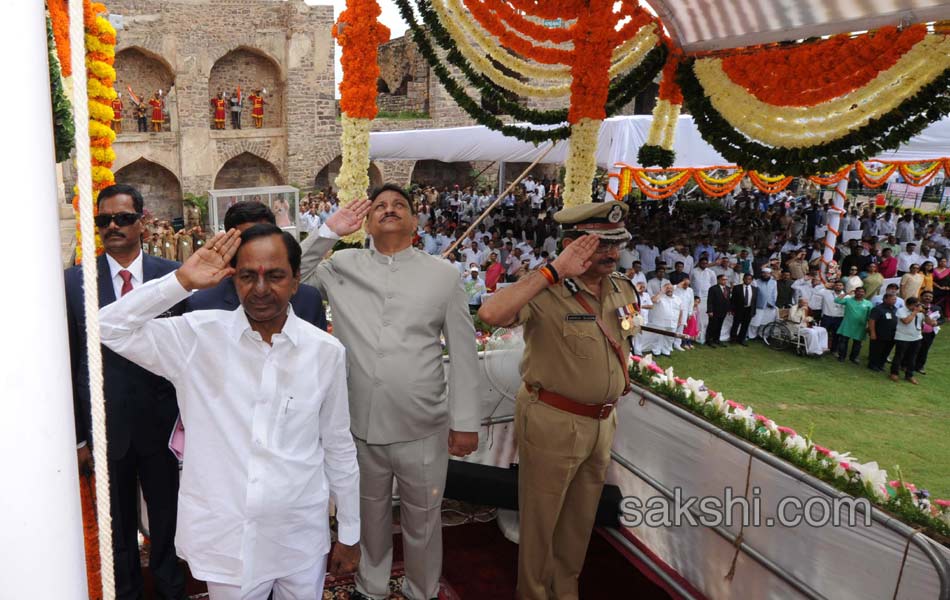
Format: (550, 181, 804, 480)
(649, 336, 950, 499)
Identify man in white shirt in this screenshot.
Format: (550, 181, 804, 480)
(648, 283, 682, 356)
(672, 278, 694, 351)
(896, 215, 915, 243)
(99, 226, 361, 599)
(618, 240, 639, 272)
(635, 239, 660, 273)
(626, 260, 648, 288)
(896, 243, 922, 275)
(690, 258, 717, 344)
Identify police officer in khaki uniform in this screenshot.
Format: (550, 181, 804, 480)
(479, 201, 640, 600)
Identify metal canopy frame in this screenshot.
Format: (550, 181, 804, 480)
(643, 0, 950, 53)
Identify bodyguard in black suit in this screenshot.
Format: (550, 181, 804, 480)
(705, 274, 731, 347)
(186, 200, 327, 329)
(65, 185, 185, 600)
(729, 273, 758, 345)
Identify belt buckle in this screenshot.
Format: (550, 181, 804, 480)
(598, 402, 615, 419)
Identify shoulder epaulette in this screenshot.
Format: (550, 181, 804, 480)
(564, 278, 580, 294)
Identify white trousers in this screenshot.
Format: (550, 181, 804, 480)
(355, 431, 448, 600)
(206, 556, 327, 600)
(696, 298, 709, 343)
(800, 327, 828, 356)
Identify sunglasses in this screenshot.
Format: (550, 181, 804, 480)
(95, 212, 142, 228)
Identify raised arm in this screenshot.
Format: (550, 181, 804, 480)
(299, 199, 371, 292)
(100, 230, 241, 381)
(478, 234, 599, 327)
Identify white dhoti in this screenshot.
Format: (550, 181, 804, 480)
(799, 327, 828, 355)
(748, 307, 777, 339)
(696, 298, 709, 343)
(646, 326, 675, 356)
(720, 313, 734, 342)
(674, 322, 686, 349)
(206, 557, 328, 600)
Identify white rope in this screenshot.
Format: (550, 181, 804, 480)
(68, 0, 116, 597)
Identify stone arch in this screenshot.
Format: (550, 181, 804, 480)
(208, 47, 283, 128)
(410, 160, 475, 189)
(313, 157, 384, 193)
(114, 158, 183, 220)
(214, 152, 284, 189)
(115, 47, 176, 128)
(314, 155, 342, 192)
(369, 162, 384, 189)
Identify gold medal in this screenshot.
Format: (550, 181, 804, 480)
(621, 317, 631, 330)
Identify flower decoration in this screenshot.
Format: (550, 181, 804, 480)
(629, 354, 950, 540)
(71, 0, 117, 263)
(677, 27, 950, 175)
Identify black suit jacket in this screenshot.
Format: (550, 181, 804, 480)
(707, 284, 731, 317)
(185, 278, 327, 331)
(730, 283, 759, 314)
(65, 254, 183, 459)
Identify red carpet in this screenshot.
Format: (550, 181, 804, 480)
(142, 520, 671, 599)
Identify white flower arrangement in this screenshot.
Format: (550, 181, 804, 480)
(562, 117, 601, 207)
(335, 114, 372, 244)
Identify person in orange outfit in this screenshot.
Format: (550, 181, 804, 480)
(111, 93, 123, 133)
(148, 92, 164, 133)
(210, 92, 227, 130)
(249, 89, 266, 128)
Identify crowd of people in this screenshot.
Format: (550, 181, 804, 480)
(399, 175, 947, 384)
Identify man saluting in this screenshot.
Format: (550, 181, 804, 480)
(100, 225, 360, 599)
(479, 201, 640, 600)
(300, 184, 481, 600)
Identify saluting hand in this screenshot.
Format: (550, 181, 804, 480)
(551, 234, 599, 279)
(326, 198, 372, 237)
(175, 229, 242, 291)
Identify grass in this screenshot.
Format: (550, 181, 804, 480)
(651, 336, 950, 499)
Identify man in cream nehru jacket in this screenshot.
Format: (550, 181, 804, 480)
(300, 184, 481, 600)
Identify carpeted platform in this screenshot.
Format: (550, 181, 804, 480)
(141, 505, 671, 599)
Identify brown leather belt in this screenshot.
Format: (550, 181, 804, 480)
(538, 388, 616, 420)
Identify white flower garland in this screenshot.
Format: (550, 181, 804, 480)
(562, 117, 601, 207)
(335, 113, 371, 243)
(434, 0, 572, 97)
(645, 98, 680, 150)
(693, 35, 950, 148)
(439, 0, 572, 80)
(608, 26, 659, 78)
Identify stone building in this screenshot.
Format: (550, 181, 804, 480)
(65, 0, 652, 223)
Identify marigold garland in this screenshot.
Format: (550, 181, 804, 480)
(72, 0, 117, 263)
(48, 0, 72, 76)
(333, 0, 390, 120)
(611, 159, 950, 198)
(465, 0, 574, 44)
(562, 118, 600, 207)
(720, 26, 927, 107)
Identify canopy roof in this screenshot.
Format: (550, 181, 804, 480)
(368, 115, 950, 171)
(646, 0, 950, 52)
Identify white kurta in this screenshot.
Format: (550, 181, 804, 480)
(100, 274, 360, 588)
(648, 294, 681, 355)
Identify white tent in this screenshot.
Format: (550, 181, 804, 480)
(369, 115, 950, 170)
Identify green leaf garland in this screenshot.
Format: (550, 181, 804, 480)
(47, 15, 74, 163)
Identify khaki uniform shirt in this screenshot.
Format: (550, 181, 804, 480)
(516, 272, 639, 405)
(300, 229, 482, 445)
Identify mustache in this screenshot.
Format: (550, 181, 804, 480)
(598, 258, 616, 265)
(105, 231, 125, 238)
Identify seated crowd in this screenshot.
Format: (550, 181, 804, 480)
(404, 176, 948, 384)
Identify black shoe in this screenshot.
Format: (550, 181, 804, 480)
(740, 341, 749, 347)
(838, 356, 845, 362)
(850, 358, 861, 364)
(349, 592, 374, 600)
(917, 369, 927, 375)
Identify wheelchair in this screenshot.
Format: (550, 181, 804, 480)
(760, 316, 807, 355)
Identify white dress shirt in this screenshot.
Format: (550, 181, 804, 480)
(896, 251, 922, 272)
(106, 251, 144, 299)
(99, 273, 360, 588)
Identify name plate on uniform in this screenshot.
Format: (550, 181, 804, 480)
(566, 314, 596, 321)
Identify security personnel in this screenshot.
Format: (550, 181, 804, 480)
(479, 201, 640, 600)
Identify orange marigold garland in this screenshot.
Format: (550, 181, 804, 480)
(72, 0, 117, 263)
(48, 0, 72, 76)
(720, 25, 927, 107)
(332, 0, 390, 243)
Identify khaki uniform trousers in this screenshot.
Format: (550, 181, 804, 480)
(354, 431, 449, 600)
(516, 393, 617, 600)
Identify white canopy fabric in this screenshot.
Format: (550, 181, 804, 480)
(368, 115, 950, 171)
(645, 0, 950, 52)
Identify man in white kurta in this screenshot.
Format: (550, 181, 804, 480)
(99, 226, 360, 599)
(648, 283, 682, 356)
(672, 278, 694, 350)
(749, 268, 778, 339)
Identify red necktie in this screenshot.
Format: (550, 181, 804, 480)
(118, 269, 134, 297)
